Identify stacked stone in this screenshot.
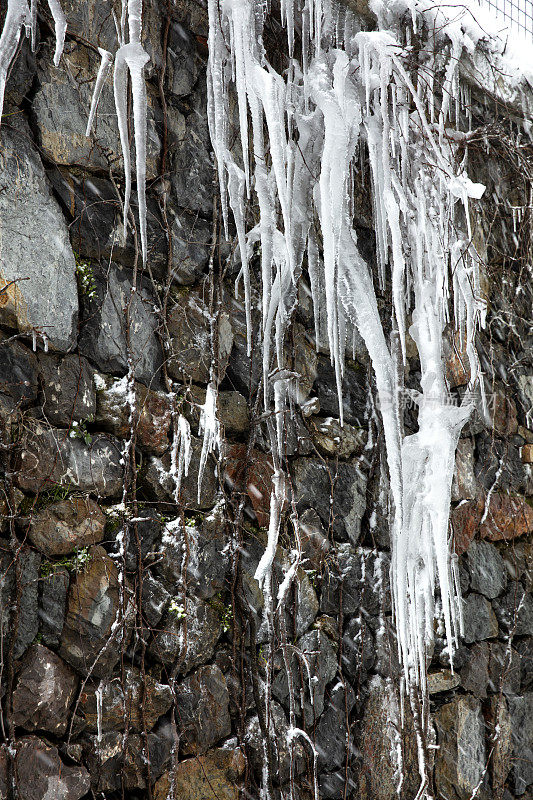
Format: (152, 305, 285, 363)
(0, 1, 531, 799)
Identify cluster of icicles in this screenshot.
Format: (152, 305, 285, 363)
(207, 0, 487, 696)
(0, 0, 488, 697)
(0, 0, 150, 264)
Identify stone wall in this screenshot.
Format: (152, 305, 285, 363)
(0, 2, 532, 799)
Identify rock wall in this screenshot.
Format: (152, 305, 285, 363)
(0, 2, 532, 800)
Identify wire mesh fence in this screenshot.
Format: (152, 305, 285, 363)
(481, 0, 533, 39)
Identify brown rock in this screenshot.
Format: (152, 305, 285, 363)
(427, 669, 460, 694)
(0, 737, 90, 800)
(452, 439, 478, 501)
(225, 444, 287, 527)
(59, 545, 130, 677)
(489, 696, 513, 798)
(451, 499, 483, 554)
(490, 389, 518, 436)
(12, 644, 78, 735)
(16, 422, 123, 497)
(27, 496, 105, 556)
(444, 329, 470, 388)
(96, 376, 172, 455)
(154, 747, 246, 800)
(434, 696, 487, 800)
(522, 443, 533, 463)
(175, 665, 231, 755)
(480, 493, 533, 541)
(310, 416, 366, 459)
(79, 667, 173, 733)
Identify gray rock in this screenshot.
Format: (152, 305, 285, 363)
(508, 693, 533, 794)
(516, 638, 533, 690)
(33, 41, 161, 177)
(82, 724, 172, 792)
(27, 496, 105, 557)
(125, 510, 163, 571)
(170, 207, 212, 285)
(493, 581, 533, 636)
(167, 286, 233, 383)
(0, 334, 39, 406)
(0, 737, 90, 800)
(175, 665, 231, 754)
(434, 696, 487, 800)
(170, 78, 213, 215)
(141, 574, 170, 629)
(16, 422, 123, 498)
(359, 676, 421, 800)
(154, 513, 228, 600)
(245, 701, 305, 786)
(143, 437, 218, 510)
(315, 682, 355, 769)
(12, 644, 78, 735)
(292, 458, 367, 543)
(459, 642, 489, 698)
(488, 642, 521, 695)
(272, 629, 337, 725)
(466, 540, 507, 599)
(168, 21, 198, 97)
(0, 124, 78, 352)
(0, 546, 40, 660)
(150, 595, 223, 672)
(186, 386, 250, 434)
(39, 567, 69, 648)
(320, 545, 385, 619)
(341, 616, 375, 683)
(320, 770, 358, 799)
(475, 434, 527, 493)
(5, 38, 36, 106)
(313, 356, 367, 426)
(461, 593, 499, 643)
(38, 353, 96, 427)
(79, 266, 163, 387)
(224, 295, 262, 395)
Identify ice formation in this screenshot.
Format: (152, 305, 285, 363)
(0, 0, 66, 129)
(206, 0, 492, 696)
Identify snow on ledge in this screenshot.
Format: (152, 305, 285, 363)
(347, 0, 533, 121)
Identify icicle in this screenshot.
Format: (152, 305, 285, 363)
(46, 0, 66, 65)
(197, 382, 221, 504)
(86, 48, 114, 137)
(170, 413, 191, 503)
(0, 0, 32, 128)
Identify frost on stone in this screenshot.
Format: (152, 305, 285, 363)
(205, 0, 509, 701)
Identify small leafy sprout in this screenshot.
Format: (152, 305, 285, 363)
(69, 415, 94, 445)
(208, 593, 233, 633)
(75, 256, 97, 302)
(168, 599, 186, 619)
(40, 547, 93, 578)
